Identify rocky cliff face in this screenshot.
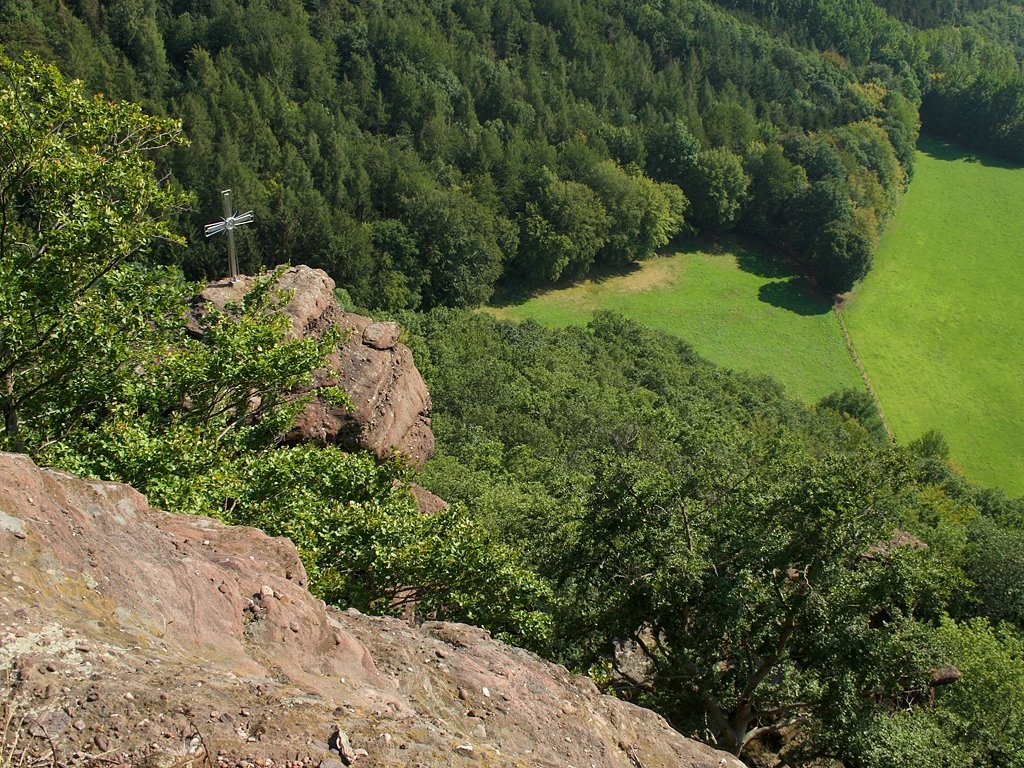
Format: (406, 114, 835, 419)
(0, 453, 743, 768)
(188, 267, 434, 468)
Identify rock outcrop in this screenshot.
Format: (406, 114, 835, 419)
(0, 452, 743, 768)
(188, 267, 434, 468)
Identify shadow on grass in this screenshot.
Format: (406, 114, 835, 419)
(918, 134, 1023, 170)
(490, 261, 644, 308)
(734, 245, 796, 279)
(758, 277, 832, 316)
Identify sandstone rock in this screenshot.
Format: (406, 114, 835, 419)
(187, 266, 434, 468)
(361, 323, 399, 350)
(0, 452, 743, 768)
(407, 484, 449, 516)
(329, 728, 357, 765)
(931, 665, 962, 687)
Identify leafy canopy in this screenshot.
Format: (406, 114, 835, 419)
(0, 49, 188, 451)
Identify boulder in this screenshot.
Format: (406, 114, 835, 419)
(188, 266, 434, 468)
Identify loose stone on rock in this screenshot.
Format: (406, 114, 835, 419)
(328, 727, 357, 765)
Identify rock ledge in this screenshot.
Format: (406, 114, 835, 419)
(0, 452, 742, 768)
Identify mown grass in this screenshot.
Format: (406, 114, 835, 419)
(490, 239, 861, 404)
(842, 137, 1024, 496)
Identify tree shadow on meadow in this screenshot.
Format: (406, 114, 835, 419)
(725, 238, 832, 316)
(490, 261, 644, 308)
(918, 134, 1022, 170)
(758, 277, 831, 316)
(732, 243, 795, 279)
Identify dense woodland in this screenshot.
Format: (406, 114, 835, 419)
(3, 0, 1024, 765)
(3, 0, 1023, 300)
(0, 0, 970, 300)
(405, 308, 1024, 766)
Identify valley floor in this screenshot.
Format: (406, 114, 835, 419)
(843, 137, 1024, 496)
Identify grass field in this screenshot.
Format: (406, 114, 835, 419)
(490, 240, 862, 404)
(842, 137, 1024, 496)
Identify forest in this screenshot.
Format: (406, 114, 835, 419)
(2, 0, 1024, 765)
(4, 0, 1021, 301)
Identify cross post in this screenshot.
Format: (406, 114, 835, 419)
(204, 189, 254, 279)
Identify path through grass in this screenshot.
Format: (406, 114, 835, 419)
(491, 240, 861, 404)
(843, 137, 1024, 496)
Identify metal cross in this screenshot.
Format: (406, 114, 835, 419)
(204, 189, 254, 279)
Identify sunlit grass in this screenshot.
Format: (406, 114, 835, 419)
(490, 239, 861, 404)
(843, 137, 1024, 496)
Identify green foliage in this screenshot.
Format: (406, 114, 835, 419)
(685, 147, 750, 230)
(816, 387, 889, 443)
(219, 444, 553, 643)
(0, 0, 937, 300)
(45, 271, 339, 508)
(0, 50, 188, 453)
(919, 23, 1024, 162)
(929, 618, 1024, 768)
(961, 516, 1024, 628)
(516, 168, 611, 283)
(406, 309, 983, 762)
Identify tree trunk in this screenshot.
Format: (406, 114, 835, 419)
(2, 367, 20, 452)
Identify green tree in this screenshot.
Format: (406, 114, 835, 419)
(685, 147, 750, 231)
(516, 167, 611, 283)
(223, 443, 553, 643)
(817, 387, 889, 443)
(0, 51, 188, 452)
(564, 444, 938, 758)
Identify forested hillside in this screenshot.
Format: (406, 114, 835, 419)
(4, 0, 1022, 303)
(405, 308, 1024, 766)
(0, 0, 927, 301)
(3, 7, 1024, 763)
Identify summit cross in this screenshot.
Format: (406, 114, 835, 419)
(204, 189, 254, 279)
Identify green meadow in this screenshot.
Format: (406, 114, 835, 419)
(842, 138, 1024, 496)
(490, 241, 861, 404)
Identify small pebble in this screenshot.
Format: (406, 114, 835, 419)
(94, 734, 109, 751)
